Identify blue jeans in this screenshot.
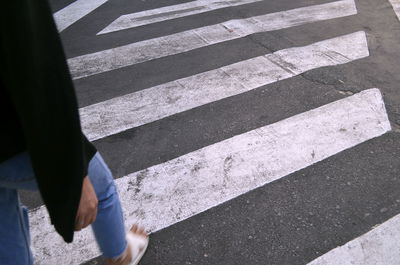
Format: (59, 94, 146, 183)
(0, 152, 127, 265)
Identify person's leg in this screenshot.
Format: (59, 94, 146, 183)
(0, 152, 37, 265)
(87, 152, 128, 259)
(88, 152, 149, 265)
(0, 188, 34, 265)
(0, 151, 147, 264)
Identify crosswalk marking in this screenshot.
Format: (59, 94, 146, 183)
(80, 31, 369, 141)
(97, 0, 263, 35)
(307, 213, 400, 265)
(53, 0, 108, 32)
(389, 0, 400, 20)
(40, 0, 397, 264)
(30, 89, 391, 265)
(68, 0, 357, 80)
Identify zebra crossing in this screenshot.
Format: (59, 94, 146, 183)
(67, 0, 357, 79)
(53, 0, 109, 32)
(28, 0, 400, 264)
(97, 0, 265, 34)
(80, 31, 369, 141)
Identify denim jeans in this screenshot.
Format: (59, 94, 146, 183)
(0, 152, 127, 265)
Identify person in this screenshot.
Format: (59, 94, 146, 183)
(0, 1, 148, 265)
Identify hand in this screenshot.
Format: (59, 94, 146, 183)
(75, 176, 98, 231)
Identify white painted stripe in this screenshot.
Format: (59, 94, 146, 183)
(307, 213, 400, 265)
(97, 0, 263, 35)
(31, 88, 391, 264)
(389, 0, 400, 20)
(53, 0, 108, 32)
(68, 0, 357, 79)
(80, 31, 369, 141)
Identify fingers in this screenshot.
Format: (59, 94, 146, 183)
(75, 208, 97, 231)
(74, 218, 86, 231)
(75, 176, 99, 232)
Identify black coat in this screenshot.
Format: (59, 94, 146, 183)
(0, 1, 96, 243)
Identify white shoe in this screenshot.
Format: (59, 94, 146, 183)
(126, 229, 149, 265)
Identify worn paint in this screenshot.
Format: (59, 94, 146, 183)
(68, 0, 357, 79)
(30, 89, 391, 264)
(53, 0, 108, 32)
(98, 0, 263, 34)
(308, 213, 400, 265)
(79, 31, 369, 141)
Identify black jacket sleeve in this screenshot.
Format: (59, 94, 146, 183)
(0, 1, 96, 242)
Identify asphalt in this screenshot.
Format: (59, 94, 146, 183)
(21, 0, 400, 264)
(84, 132, 400, 265)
